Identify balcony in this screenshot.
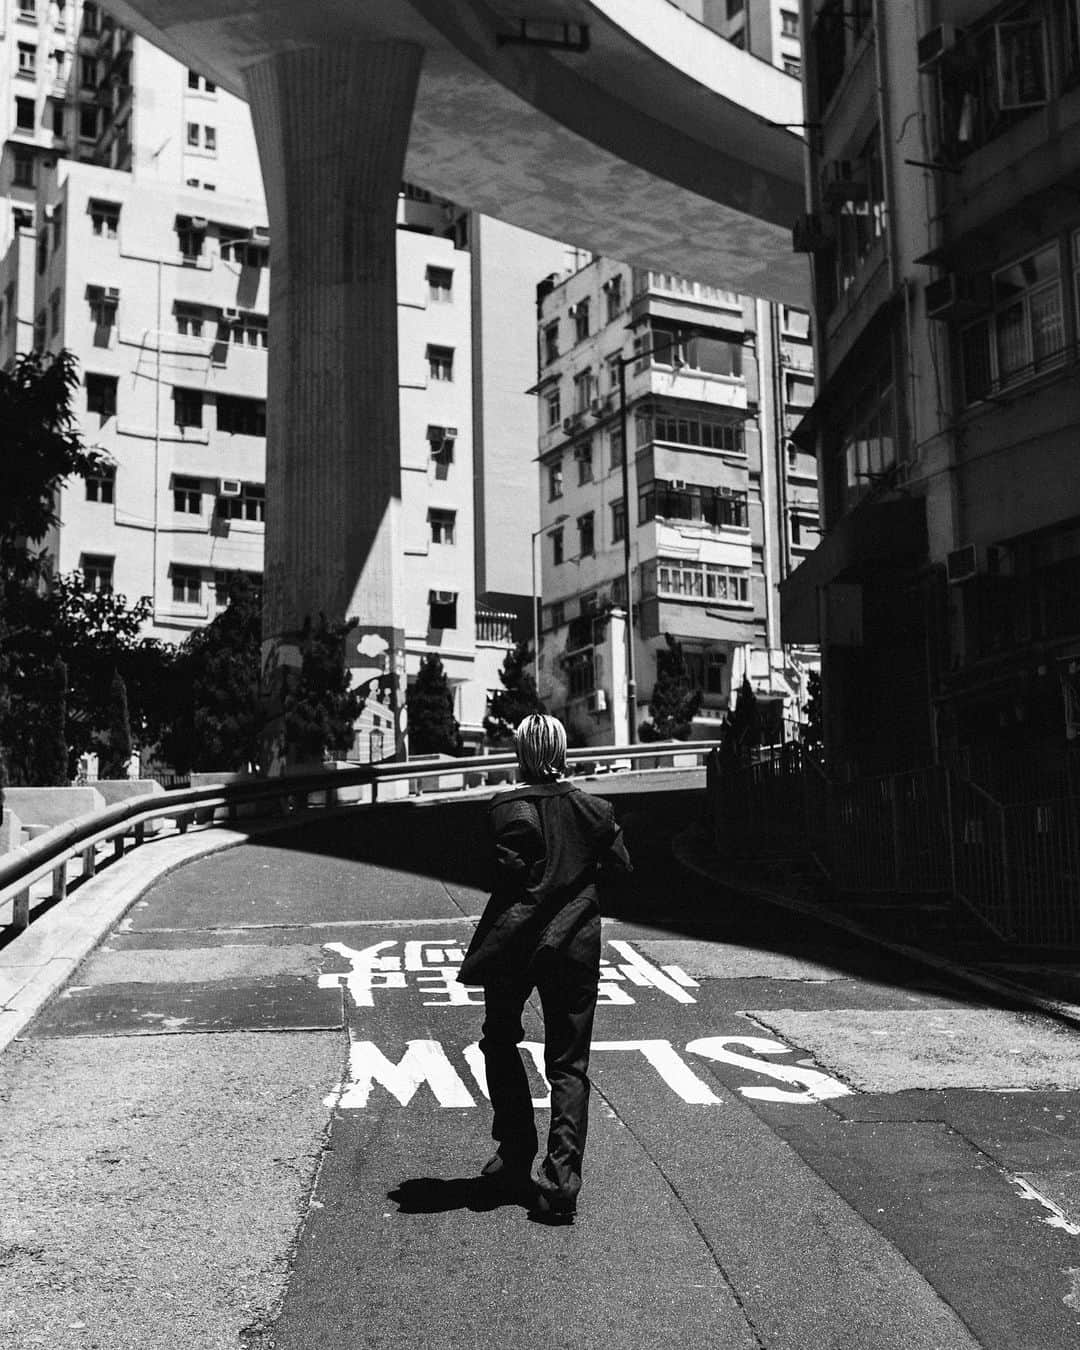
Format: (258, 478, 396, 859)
(476, 608, 516, 645)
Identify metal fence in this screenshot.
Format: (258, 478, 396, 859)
(711, 745, 1080, 950)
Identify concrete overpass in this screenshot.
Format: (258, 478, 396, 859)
(102, 0, 809, 759)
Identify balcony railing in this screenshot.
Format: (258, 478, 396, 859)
(476, 608, 516, 644)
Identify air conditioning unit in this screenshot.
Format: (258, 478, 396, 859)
(218, 478, 242, 498)
(822, 160, 867, 204)
(431, 590, 455, 605)
(925, 273, 991, 322)
(563, 416, 574, 433)
(917, 23, 961, 71)
(104, 286, 119, 303)
(189, 216, 208, 231)
(586, 690, 608, 714)
(221, 307, 241, 323)
(251, 225, 270, 243)
(791, 213, 831, 254)
(444, 425, 458, 438)
(946, 543, 978, 584)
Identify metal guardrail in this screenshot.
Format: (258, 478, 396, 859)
(0, 740, 720, 935)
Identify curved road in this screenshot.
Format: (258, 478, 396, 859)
(3, 780, 1080, 1348)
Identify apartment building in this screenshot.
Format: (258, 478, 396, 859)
(672, 0, 805, 73)
(782, 0, 1080, 779)
(1, 4, 571, 756)
(534, 258, 818, 746)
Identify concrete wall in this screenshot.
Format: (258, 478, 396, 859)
(3, 787, 106, 827)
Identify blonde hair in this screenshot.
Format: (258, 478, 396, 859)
(514, 714, 567, 783)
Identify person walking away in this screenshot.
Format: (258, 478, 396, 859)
(457, 714, 632, 1221)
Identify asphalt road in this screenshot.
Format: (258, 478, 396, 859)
(3, 780, 1080, 1349)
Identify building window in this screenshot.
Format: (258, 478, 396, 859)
(172, 475, 202, 513)
(18, 43, 37, 76)
(51, 99, 65, 137)
(578, 511, 595, 556)
(548, 600, 564, 629)
(173, 387, 203, 428)
(726, 0, 742, 15)
(427, 266, 452, 302)
(573, 298, 590, 343)
(428, 425, 455, 475)
(175, 215, 206, 260)
(784, 373, 815, 408)
(637, 407, 745, 455)
(216, 394, 266, 436)
(784, 59, 802, 77)
(574, 439, 593, 484)
(655, 559, 750, 603)
(87, 286, 117, 330)
(781, 9, 799, 37)
(81, 554, 113, 593)
(790, 509, 821, 550)
(171, 565, 202, 605)
(15, 97, 35, 131)
(13, 148, 34, 187)
(572, 369, 595, 413)
(18, 0, 37, 18)
(604, 273, 623, 322)
(175, 303, 203, 337)
(188, 69, 200, 88)
(226, 310, 268, 347)
(835, 364, 896, 513)
(610, 425, 624, 469)
(85, 465, 115, 504)
(81, 3, 98, 35)
(551, 525, 564, 565)
(186, 121, 199, 146)
(565, 650, 596, 698)
(79, 105, 99, 141)
(79, 54, 96, 87)
(545, 388, 561, 428)
(959, 242, 1065, 404)
(611, 498, 626, 544)
(833, 127, 887, 298)
(203, 125, 216, 152)
(639, 480, 749, 530)
(187, 69, 216, 92)
(427, 344, 454, 381)
(429, 507, 456, 545)
(548, 460, 563, 500)
(428, 589, 458, 629)
(543, 321, 559, 365)
(683, 649, 728, 696)
(85, 373, 116, 418)
(781, 306, 812, 339)
(216, 482, 265, 522)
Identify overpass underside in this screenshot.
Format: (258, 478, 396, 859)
(103, 0, 809, 760)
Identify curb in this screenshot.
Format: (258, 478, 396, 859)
(672, 827, 1080, 1034)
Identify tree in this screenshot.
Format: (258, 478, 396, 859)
(0, 350, 107, 590)
(407, 653, 460, 756)
(485, 641, 543, 745)
(802, 669, 825, 766)
(722, 675, 762, 762)
(159, 576, 262, 775)
(639, 635, 701, 742)
(282, 613, 367, 764)
(99, 671, 132, 779)
(36, 659, 70, 787)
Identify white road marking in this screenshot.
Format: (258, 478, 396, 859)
(686, 1036, 852, 1103)
(1009, 1175, 1080, 1236)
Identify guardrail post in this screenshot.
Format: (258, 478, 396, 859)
(82, 846, 96, 878)
(12, 890, 30, 930)
(113, 833, 125, 861)
(52, 862, 67, 903)
(371, 776, 379, 804)
(134, 821, 146, 847)
(178, 812, 189, 835)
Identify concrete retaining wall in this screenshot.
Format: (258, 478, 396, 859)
(3, 787, 106, 829)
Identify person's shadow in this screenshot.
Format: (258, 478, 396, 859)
(388, 1177, 534, 1215)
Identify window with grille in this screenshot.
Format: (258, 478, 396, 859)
(544, 322, 559, 365)
(604, 274, 623, 322)
(81, 553, 113, 593)
(546, 388, 561, 428)
(216, 394, 265, 436)
(637, 407, 744, 454)
(173, 387, 202, 428)
(548, 461, 563, 500)
(16, 97, 35, 131)
(428, 590, 458, 629)
(610, 425, 624, 469)
(611, 498, 626, 543)
(551, 526, 564, 565)
(172, 476, 202, 513)
(548, 600, 564, 629)
(18, 43, 37, 76)
(578, 511, 595, 557)
(655, 559, 750, 603)
(13, 149, 34, 187)
(959, 241, 1065, 404)
(574, 440, 593, 484)
(171, 565, 202, 605)
(175, 304, 203, 338)
(573, 299, 590, 343)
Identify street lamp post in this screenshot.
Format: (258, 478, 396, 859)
(616, 357, 637, 744)
(531, 514, 568, 694)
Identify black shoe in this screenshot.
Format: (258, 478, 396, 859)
(530, 1187, 577, 1224)
(479, 1154, 536, 1201)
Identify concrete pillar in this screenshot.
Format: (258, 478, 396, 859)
(244, 42, 423, 765)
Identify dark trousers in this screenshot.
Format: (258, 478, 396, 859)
(481, 948, 599, 1201)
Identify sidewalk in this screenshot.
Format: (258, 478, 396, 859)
(672, 823, 1080, 1030)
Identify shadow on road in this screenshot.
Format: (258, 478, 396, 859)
(250, 778, 1027, 1014)
(387, 1176, 533, 1215)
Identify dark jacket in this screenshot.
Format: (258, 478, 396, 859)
(457, 780, 632, 987)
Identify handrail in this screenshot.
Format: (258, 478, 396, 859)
(0, 739, 721, 932)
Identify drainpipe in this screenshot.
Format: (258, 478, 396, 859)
(151, 255, 162, 614)
(755, 298, 779, 663)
